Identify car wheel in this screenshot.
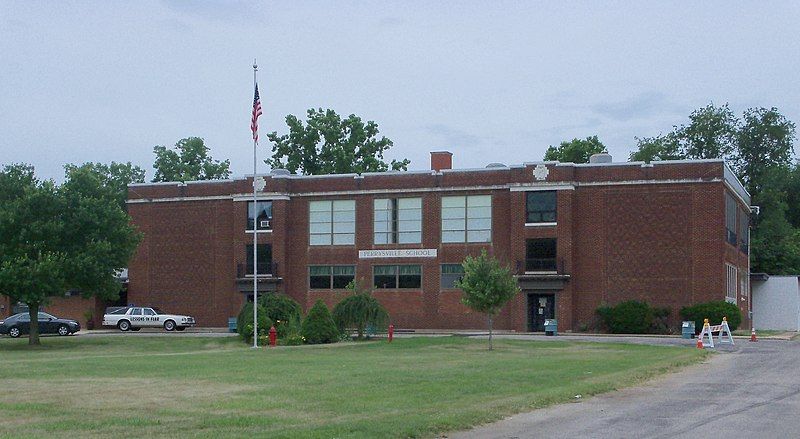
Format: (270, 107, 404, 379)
(9, 327, 20, 338)
(175, 326, 186, 331)
(164, 320, 176, 332)
(118, 320, 131, 332)
(57, 325, 69, 336)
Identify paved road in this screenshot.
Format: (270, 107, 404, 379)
(453, 338, 800, 439)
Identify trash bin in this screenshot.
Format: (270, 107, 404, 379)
(544, 319, 558, 336)
(681, 321, 695, 339)
(228, 317, 237, 333)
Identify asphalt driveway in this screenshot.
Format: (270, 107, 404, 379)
(452, 337, 800, 439)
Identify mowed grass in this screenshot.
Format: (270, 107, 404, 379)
(0, 335, 706, 438)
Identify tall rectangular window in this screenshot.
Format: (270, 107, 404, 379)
(440, 264, 465, 289)
(247, 201, 273, 230)
(725, 193, 737, 246)
(309, 200, 355, 245)
(373, 265, 421, 289)
(526, 191, 557, 223)
(526, 239, 557, 272)
(739, 208, 749, 254)
(726, 263, 737, 303)
(374, 198, 422, 244)
(309, 265, 355, 289)
(245, 244, 272, 275)
(441, 195, 492, 243)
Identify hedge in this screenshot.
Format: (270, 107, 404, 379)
(680, 301, 742, 333)
(236, 302, 273, 342)
(596, 300, 671, 334)
(258, 293, 302, 338)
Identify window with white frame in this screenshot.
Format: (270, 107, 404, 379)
(726, 263, 737, 303)
(374, 198, 422, 244)
(441, 195, 492, 243)
(309, 200, 355, 245)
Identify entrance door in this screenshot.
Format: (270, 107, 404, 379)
(528, 294, 555, 332)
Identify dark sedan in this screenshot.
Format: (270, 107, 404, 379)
(0, 312, 80, 338)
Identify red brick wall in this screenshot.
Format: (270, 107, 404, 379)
(123, 160, 748, 332)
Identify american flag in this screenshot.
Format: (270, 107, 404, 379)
(251, 83, 263, 142)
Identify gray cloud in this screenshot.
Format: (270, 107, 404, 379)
(591, 92, 686, 122)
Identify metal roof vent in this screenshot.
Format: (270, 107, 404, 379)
(486, 163, 506, 168)
(589, 153, 612, 164)
(270, 169, 291, 176)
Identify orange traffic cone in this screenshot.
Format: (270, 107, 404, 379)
(750, 328, 758, 342)
(696, 338, 704, 349)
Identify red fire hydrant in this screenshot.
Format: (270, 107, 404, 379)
(268, 325, 277, 347)
(388, 324, 394, 343)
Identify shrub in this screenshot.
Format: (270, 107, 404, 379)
(597, 300, 657, 334)
(680, 301, 742, 333)
(301, 300, 339, 344)
(236, 302, 273, 342)
(332, 281, 389, 339)
(258, 293, 302, 338)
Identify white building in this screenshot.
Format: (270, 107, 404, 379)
(751, 274, 800, 332)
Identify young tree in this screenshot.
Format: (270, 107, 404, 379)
(152, 137, 231, 182)
(265, 108, 410, 175)
(456, 249, 520, 350)
(543, 136, 607, 164)
(0, 164, 141, 345)
(331, 280, 389, 340)
(64, 161, 145, 209)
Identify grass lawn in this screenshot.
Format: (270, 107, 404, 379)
(0, 335, 706, 438)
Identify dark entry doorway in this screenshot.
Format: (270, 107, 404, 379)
(528, 294, 555, 332)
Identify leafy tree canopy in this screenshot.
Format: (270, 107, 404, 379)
(543, 136, 607, 164)
(152, 137, 231, 182)
(64, 161, 145, 209)
(0, 164, 141, 344)
(265, 108, 410, 175)
(456, 249, 519, 350)
(331, 280, 389, 339)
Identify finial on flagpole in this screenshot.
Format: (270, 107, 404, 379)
(253, 59, 258, 71)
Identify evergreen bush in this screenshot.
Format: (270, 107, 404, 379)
(332, 281, 389, 339)
(301, 300, 339, 344)
(597, 300, 656, 334)
(236, 302, 273, 343)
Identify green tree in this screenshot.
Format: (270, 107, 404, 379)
(152, 137, 231, 182)
(300, 299, 339, 344)
(0, 164, 141, 345)
(64, 161, 145, 209)
(543, 136, 607, 164)
(629, 134, 685, 162)
(265, 108, 410, 175)
(456, 250, 520, 350)
(331, 280, 389, 340)
(733, 107, 796, 197)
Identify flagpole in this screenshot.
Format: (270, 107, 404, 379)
(252, 59, 259, 349)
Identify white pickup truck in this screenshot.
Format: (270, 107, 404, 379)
(102, 306, 196, 332)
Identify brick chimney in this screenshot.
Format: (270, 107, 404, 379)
(430, 151, 453, 171)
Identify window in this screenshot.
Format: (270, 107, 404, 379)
(373, 265, 421, 289)
(441, 195, 492, 243)
(441, 264, 465, 289)
(374, 198, 422, 244)
(245, 244, 272, 275)
(309, 266, 356, 289)
(247, 201, 273, 230)
(726, 263, 737, 303)
(310, 200, 355, 245)
(143, 308, 155, 316)
(129, 308, 143, 316)
(526, 191, 557, 223)
(110, 308, 129, 315)
(725, 193, 737, 246)
(739, 208, 749, 254)
(526, 239, 557, 272)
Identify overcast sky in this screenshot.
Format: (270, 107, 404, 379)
(2, 1, 799, 181)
